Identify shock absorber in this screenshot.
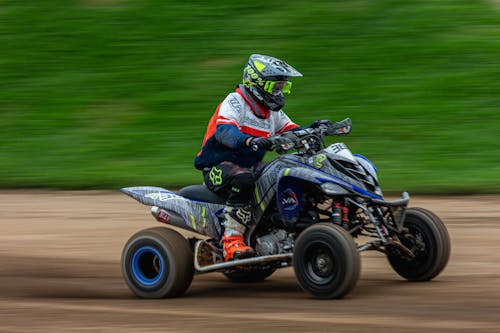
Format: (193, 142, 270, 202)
(341, 205, 349, 225)
(332, 202, 342, 224)
(332, 202, 349, 226)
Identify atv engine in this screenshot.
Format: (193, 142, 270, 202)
(255, 229, 294, 256)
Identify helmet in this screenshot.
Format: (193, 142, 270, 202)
(242, 54, 302, 111)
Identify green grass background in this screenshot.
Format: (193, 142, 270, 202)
(1, 0, 499, 193)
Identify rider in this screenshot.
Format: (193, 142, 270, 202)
(195, 54, 327, 261)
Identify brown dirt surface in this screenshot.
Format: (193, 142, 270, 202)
(1, 191, 499, 332)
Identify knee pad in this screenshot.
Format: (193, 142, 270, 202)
(227, 172, 255, 204)
(230, 172, 255, 192)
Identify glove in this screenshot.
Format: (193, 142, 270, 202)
(248, 137, 273, 151)
(327, 118, 352, 136)
(310, 120, 334, 128)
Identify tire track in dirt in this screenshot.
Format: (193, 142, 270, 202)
(1, 191, 499, 332)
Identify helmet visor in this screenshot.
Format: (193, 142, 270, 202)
(264, 80, 292, 96)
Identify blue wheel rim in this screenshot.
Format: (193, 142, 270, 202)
(131, 246, 165, 286)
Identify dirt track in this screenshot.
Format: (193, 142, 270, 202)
(1, 191, 499, 332)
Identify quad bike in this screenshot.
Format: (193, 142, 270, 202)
(120, 118, 450, 299)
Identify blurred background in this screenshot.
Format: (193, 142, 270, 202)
(1, 0, 499, 193)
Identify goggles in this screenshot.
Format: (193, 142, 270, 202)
(263, 80, 292, 96)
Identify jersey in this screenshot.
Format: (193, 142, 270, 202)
(194, 85, 299, 170)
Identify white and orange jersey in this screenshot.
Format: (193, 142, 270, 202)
(200, 86, 298, 147)
(195, 85, 300, 170)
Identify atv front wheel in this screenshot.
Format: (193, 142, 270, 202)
(122, 227, 194, 298)
(293, 223, 360, 299)
(387, 207, 450, 281)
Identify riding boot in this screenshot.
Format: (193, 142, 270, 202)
(222, 205, 254, 261)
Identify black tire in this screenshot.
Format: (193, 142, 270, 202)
(223, 267, 276, 283)
(293, 223, 360, 299)
(387, 207, 451, 281)
(122, 227, 194, 298)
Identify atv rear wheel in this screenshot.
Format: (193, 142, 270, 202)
(122, 227, 194, 298)
(387, 207, 450, 281)
(293, 223, 360, 299)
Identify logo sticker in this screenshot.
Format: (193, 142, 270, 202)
(228, 96, 242, 113)
(235, 209, 251, 225)
(209, 167, 223, 186)
(281, 188, 299, 211)
(157, 209, 171, 223)
(145, 192, 175, 201)
(314, 154, 327, 168)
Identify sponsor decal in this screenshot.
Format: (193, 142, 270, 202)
(314, 154, 327, 168)
(157, 209, 171, 223)
(228, 96, 242, 113)
(235, 208, 251, 225)
(145, 192, 160, 200)
(145, 191, 176, 202)
(240, 114, 271, 130)
(209, 167, 223, 186)
(245, 65, 265, 86)
(281, 188, 299, 211)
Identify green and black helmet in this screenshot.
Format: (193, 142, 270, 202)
(242, 54, 302, 111)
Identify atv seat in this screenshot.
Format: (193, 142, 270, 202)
(177, 184, 226, 205)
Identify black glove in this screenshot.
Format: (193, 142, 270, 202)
(248, 137, 273, 151)
(310, 120, 334, 128)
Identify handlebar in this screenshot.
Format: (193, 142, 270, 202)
(250, 118, 352, 154)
